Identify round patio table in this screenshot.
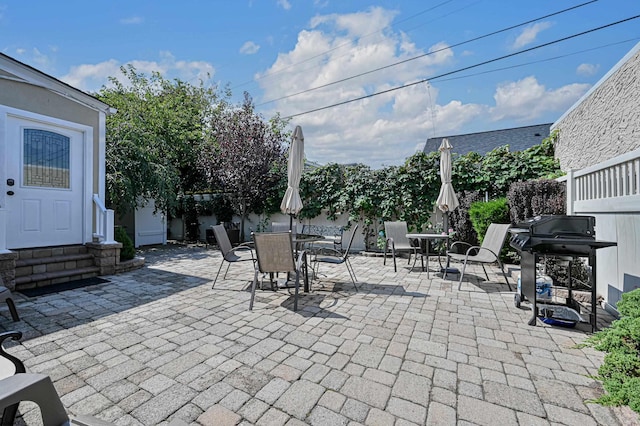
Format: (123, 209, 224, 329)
(290, 234, 325, 292)
(406, 233, 451, 278)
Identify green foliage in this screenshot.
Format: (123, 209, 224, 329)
(584, 288, 640, 414)
(468, 198, 509, 241)
(114, 226, 135, 261)
(97, 65, 220, 216)
(295, 137, 560, 250)
(452, 132, 562, 198)
(299, 163, 346, 220)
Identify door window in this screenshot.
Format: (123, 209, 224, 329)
(23, 128, 70, 189)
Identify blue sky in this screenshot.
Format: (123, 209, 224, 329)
(1, 0, 639, 167)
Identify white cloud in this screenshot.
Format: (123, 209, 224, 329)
(61, 51, 216, 93)
(277, 0, 291, 10)
(512, 22, 552, 50)
(30, 47, 53, 69)
(576, 63, 599, 76)
(120, 16, 144, 25)
(490, 76, 590, 121)
(256, 8, 461, 167)
(240, 41, 260, 55)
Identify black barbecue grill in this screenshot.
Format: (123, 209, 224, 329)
(509, 215, 616, 331)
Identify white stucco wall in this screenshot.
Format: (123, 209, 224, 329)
(552, 43, 640, 171)
(553, 43, 640, 313)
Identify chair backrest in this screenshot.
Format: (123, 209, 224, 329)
(252, 232, 296, 274)
(212, 225, 233, 257)
(272, 221, 297, 236)
(384, 221, 411, 248)
(341, 224, 359, 259)
(480, 223, 511, 257)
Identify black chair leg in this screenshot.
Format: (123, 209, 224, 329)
(6, 298, 19, 322)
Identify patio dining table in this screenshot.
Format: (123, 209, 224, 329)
(406, 233, 452, 278)
(280, 233, 325, 292)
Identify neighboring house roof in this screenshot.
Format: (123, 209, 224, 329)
(0, 52, 115, 114)
(424, 123, 552, 156)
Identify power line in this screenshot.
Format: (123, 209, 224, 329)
(259, 0, 598, 106)
(282, 14, 640, 120)
(430, 37, 640, 84)
(231, 0, 459, 90)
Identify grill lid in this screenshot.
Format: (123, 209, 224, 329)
(513, 215, 595, 238)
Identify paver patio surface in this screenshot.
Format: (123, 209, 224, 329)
(1, 244, 638, 426)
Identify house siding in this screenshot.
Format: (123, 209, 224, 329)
(552, 46, 640, 170)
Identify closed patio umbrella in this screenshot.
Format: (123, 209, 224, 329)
(280, 125, 305, 229)
(436, 138, 459, 215)
(436, 138, 459, 274)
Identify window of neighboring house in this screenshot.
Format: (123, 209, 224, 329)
(22, 128, 71, 189)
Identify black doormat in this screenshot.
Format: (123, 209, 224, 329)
(18, 277, 110, 298)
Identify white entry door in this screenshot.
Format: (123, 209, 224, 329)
(5, 115, 85, 249)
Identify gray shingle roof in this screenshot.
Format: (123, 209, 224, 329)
(424, 123, 552, 156)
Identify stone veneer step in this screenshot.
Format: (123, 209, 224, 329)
(15, 266, 100, 289)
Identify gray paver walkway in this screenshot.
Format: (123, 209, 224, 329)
(1, 244, 638, 426)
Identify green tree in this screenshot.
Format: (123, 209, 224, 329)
(96, 65, 220, 216)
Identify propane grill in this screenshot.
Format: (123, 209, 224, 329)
(509, 215, 616, 330)
(509, 215, 614, 255)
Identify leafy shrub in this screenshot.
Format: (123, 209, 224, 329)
(468, 197, 511, 261)
(468, 197, 510, 241)
(449, 190, 482, 252)
(115, 226, 135, 261)
(584, 288, 640, 413)
(507, 178, 566, 224)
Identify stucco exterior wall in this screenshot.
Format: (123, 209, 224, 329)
(0, 78, 101, 193)
(552, 46, 640, 171)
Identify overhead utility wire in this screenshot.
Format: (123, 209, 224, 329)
(259, 0, 597, 106)
(232, 0, 457, 89)
(251, 0, 482, 96)
(283, 14, 640, 119)
(430, 37, 640, 84)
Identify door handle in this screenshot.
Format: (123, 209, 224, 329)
(6, 191, 14, 196)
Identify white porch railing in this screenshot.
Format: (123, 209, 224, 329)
(93, 194, 116, 244)
(560, 146, 640, 214)
(0, 209, 8, 253)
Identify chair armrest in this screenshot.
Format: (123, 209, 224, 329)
(386, 237, 395, 249)
(296, 250, 307, 270)
(448, 241, 472, 253)
(229, 245, 254, 255)
(0, 331, 24, 374)
(314, 247, 342, 258)
(469, 246, 499, 260)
